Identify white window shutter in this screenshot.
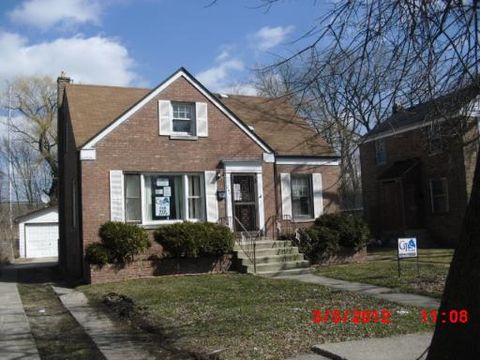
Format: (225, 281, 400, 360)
(280, 173, 292, 219)
(204, 171, 218, 222)
(312, 173, 324, 218)
(110, 170, 125, 222)
(196, 102, 208, 137)
(158, 100, 172, 135)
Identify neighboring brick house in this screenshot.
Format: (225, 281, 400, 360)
(57, 67, 340, 280)
(360, 86, 480, 246)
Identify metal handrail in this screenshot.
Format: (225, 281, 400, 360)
(233, 216, 259, 274)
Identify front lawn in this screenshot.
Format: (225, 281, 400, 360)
(80, 274, 432, 359)
(315, 248, 453, 298)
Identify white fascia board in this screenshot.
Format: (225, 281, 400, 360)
(223, 160, 263, 173)
(263, 152, 275, 163)
(80, 148, 96, 160)
(275, 157, 340, 166)
(81, 69, 272, 153)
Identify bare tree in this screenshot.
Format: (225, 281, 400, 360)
(0, 138, 51, 203)
(2, 76, 58, 204)
(249, 0, 480, 358)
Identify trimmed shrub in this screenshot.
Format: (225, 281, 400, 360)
(154, 222, 234, 258)
(314, 213, 370, 251)
(85, 243, 109, 266)
(293, 226, 341, 262)
(98, 221, 151, 264)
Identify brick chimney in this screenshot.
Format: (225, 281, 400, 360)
(57, 71, 71, 109)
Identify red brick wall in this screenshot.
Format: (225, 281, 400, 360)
(89, 254, 234, 284)
(276, 163, 341, 216)
(69, 76, 342, 282)
(80, 77, 267, 279)
(360, 119, 478, 246)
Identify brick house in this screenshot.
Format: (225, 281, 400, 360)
(360, 86, 480, 246)
(57, 67, 341, 280)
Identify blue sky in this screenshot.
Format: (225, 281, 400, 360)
(0, 0, 334, 93)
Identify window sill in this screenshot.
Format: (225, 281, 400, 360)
(169, 135, 198, 141)
(292, 218, 315, 223)
(139, 219, 204, 229)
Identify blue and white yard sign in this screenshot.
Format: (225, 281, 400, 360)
(398, 238, 418, 258)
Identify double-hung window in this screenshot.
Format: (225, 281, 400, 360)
(430, 178, 449, 214)
(125, 174, 141, 222)
(172, 102, 195, 135)
(375, 139, 387, 165)
(188, 175, 203, 220)
(291, 174, 313, 219)
(124, 173, 204, 224)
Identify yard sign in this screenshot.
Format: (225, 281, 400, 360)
(398, 238, 417, 258)
(397, 237, 419, 277)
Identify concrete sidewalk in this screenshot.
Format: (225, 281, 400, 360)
(287, 332, 432, 360)
(272, 273, 440, 308)
(53, 286, 154, 360)
(312, 332, 432, 360)
(0, 268, 40, 360)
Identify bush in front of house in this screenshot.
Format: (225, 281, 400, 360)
(286, 213, 369, 262)
(85, 242, 110, 265)
(99, 221, 151, 264)
(154, 222, 234, 258)
(85, 222, 151, 265)
(293, 226, 341, 262)
(314, 213, 370, 251)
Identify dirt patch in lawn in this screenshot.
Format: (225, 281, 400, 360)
(101, 292, 218, 359)
(17, 266, 105, 360)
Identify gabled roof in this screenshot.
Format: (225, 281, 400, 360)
(364, 83, 480, 142)
(62, 68, 335, 157)
(219, 95, 335, 156)
(65, 84, 149, 147)
(14, 206, 58, 223)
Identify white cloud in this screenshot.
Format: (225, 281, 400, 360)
(9, 0, 101, 30)
(196, 56, 244, 92)
(254, 25, 294, 51)
(0, 31, 139, 86)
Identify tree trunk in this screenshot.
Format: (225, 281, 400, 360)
(427, 147, 480, 359)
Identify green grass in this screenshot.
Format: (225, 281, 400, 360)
(315, 248, 454, 298)
(80, 273, 433, 359)
(17, 266, 105, 360)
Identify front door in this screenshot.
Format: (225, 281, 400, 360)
(232, 174, 258, 231)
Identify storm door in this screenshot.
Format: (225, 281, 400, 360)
(231, 174, 258, 231)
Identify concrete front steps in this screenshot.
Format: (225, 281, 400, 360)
(234, 239, 311, 277)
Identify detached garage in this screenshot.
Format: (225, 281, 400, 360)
(16, 207, 59, 259)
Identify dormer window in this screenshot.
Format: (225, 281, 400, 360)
(172, 102, 195, 135)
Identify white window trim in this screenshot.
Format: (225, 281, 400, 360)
(171, 102, 196, 136)
(291, 174, 315, 221)
(430, 177, 449, 214)
(133, 172, 206, 226)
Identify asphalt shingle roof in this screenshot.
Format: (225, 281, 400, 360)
(64, 83, 336, 156)
(365, 83, 479, 140)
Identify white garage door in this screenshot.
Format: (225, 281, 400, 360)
(25, 223, 58, 258)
